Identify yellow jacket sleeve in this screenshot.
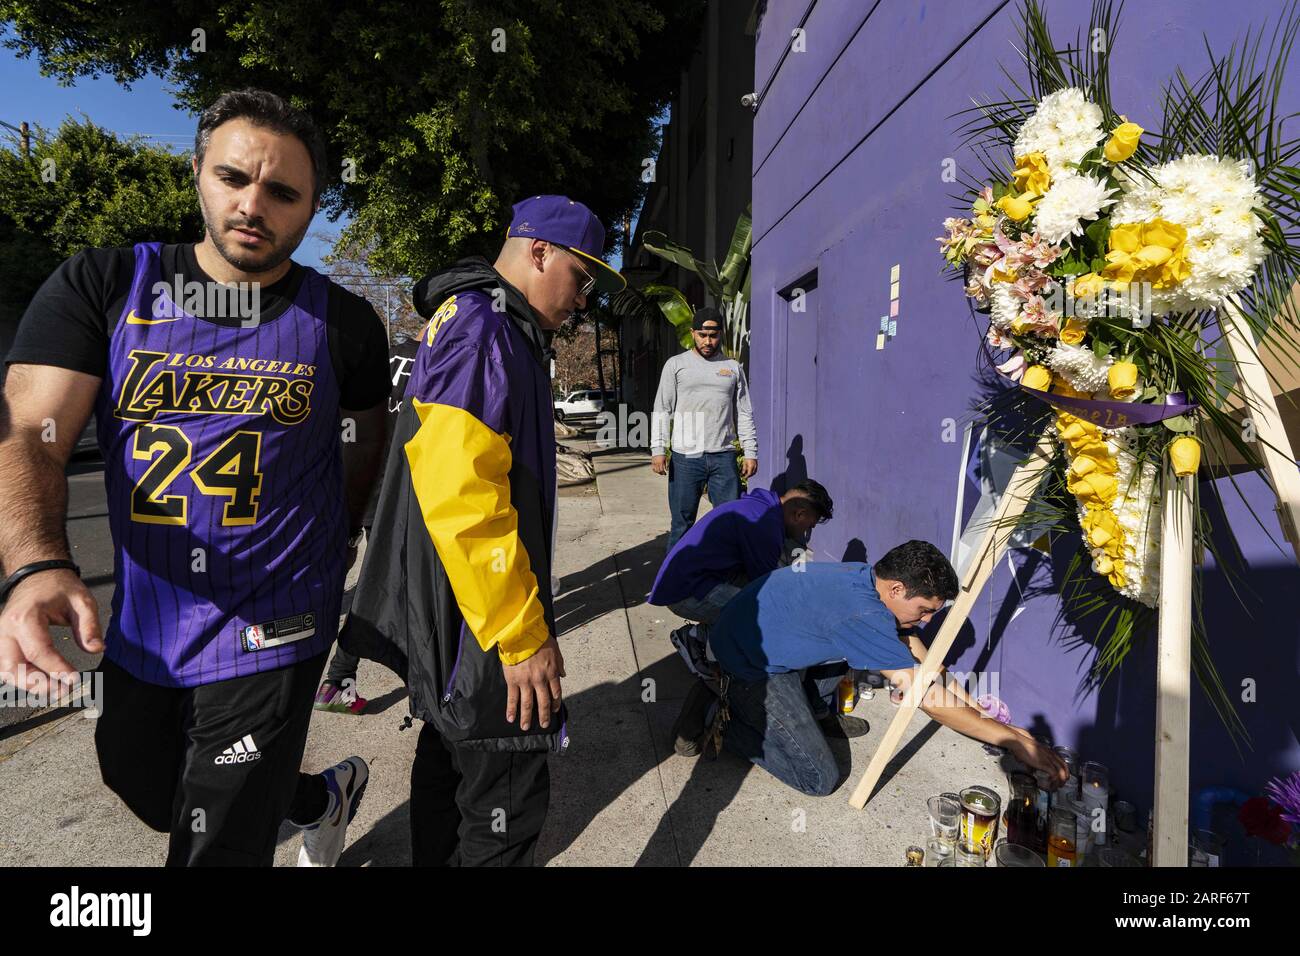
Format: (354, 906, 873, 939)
(405, 398, 550, 664)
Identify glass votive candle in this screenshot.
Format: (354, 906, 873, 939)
(995, 841, 1046, 867)
(955, 843, 986, 867)
(927, 794, 961, 845)
(925, 837, 954, 867)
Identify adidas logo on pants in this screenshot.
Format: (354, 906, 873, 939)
(214, 735, 262, 765)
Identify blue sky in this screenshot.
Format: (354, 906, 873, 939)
(1, 48, 340, 270)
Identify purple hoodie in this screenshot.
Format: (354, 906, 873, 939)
(648, 488, 784, 605)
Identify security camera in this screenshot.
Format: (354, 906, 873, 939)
(740, 92, 758, 108)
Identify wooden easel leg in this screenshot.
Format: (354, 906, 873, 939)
(1221, 301, 1300, 564)
(848, 431, 1056, 809)
(1153, 469, 1194, 866)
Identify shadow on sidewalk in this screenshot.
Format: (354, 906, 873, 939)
(553, 532, 670, 637)
(328, 655, 743, 867)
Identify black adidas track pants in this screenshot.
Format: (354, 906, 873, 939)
(94, 652, 327, 866)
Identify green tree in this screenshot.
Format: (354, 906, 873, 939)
(0, 211, 59, 327)
(0, 117, 201, 259)
(0, 0, 704, 276)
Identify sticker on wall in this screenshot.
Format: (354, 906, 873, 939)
(876, 264, 901, 351)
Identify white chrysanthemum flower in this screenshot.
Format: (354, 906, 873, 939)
(1014, 88, 1105, 175)
(1047, 342, 1113, 392)
(1114, 455, 1160, 606)
(1032, 173, 1118, 244)
(990, 284, 1020, 331)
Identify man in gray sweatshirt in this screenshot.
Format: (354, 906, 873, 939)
(651, 307, 758, 547)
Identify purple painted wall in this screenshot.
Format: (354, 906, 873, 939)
(751, 0, 1300, 826)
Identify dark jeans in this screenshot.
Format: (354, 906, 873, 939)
(410, 722, 550, 866)
(721, 662, 849, 797)
(668, 450, 742, 548)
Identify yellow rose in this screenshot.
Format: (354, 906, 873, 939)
(1107, 566, 1128, 589)
(1012, 152, 1051, 196)
(1074, 437, 1112, 461)
(1058, 316, 1088, 345)
(1104, 219, 1188, 289)
(1092, 554, 1114, 575)
(1057, 419, 1099, 445)
(1169, 435, 1201, 477)
(1072, 272, 1105, 299)
(1070, 452, 1116, 478)
(997, 194, 1034, 222)
(1022, 365, 1052, 391)
(1142, 219, 1184, 250)
(1108, 361, 1139, 400)
(1083, 509, 1122, 548)
(1070, 455, 1099, 478)
(1068, 471, 1118, 505)
(1103, 122, 1143, 163)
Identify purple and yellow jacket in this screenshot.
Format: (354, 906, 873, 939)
(340, 258, 564, 752)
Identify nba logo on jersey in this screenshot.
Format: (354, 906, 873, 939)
(243, 625, 268, 649)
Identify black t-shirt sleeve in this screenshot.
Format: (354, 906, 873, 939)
(6, 247, 133, 377)
(330, 285, 391, 410)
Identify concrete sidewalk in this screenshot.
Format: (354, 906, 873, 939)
(0, 438, 1011, 867)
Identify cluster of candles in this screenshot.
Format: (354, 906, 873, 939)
(906, 747, 1144, 867)
(909, 786, 1036, 867)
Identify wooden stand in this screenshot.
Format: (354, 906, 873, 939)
(1153, 469, 1193, 866)
(850, 305, 1300, 867)
(847, 431, 1056, 809)
(1220, 300, 1300, 563)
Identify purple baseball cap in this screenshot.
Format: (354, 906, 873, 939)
(506, 194, 626, 293)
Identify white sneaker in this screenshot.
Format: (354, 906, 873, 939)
(297, 756, 369, 867)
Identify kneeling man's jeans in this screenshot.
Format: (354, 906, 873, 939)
(721, 663, 849, 797)
(667, 579, 744, 628)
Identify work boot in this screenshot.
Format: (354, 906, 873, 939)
(819, 713, 870, 739)
(672, 680, 716, 756)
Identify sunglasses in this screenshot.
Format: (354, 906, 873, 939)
(557, 245, 597, 298)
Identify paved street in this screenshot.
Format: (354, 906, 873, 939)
(0, 436, 1010, 866)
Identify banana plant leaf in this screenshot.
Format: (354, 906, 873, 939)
(642, 282, 696, 349)
(719, 204, 752, 300)
(642, 231, 724, 299)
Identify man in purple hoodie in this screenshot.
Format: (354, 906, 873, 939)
(648, 479, 834, 629)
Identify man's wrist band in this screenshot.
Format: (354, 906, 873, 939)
(0, 560, 81, 604)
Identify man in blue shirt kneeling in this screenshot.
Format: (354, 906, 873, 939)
(682, 540, 1069, 796)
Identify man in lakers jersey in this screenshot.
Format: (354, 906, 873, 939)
(0, 90, 389, 866)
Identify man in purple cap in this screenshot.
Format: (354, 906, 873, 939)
(341, 194, 624, 866)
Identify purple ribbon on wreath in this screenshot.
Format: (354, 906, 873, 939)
(984, 341, 1198, 427)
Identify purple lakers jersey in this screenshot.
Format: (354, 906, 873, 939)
(93, 242, 346, 686)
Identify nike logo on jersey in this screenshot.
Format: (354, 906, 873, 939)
(126, 310, 180, 326)
(214, 734, 262, 765)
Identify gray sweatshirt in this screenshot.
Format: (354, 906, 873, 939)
(650, 349, 758, 458)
